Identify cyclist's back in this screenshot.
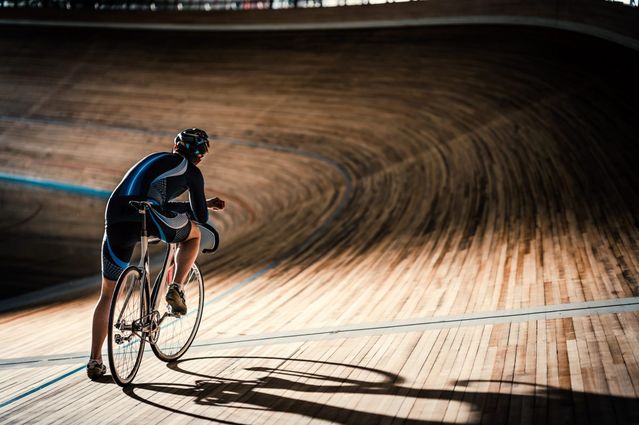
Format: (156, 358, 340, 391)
(107, 151, 208, 225)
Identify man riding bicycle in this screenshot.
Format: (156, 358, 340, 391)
(87, 128, 225, 380)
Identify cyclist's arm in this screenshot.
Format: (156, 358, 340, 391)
(187, 167, 209, 223)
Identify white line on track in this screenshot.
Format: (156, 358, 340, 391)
(2, 296, 638, 370)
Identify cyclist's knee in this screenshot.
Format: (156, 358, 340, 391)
(100, 278, 116, 298)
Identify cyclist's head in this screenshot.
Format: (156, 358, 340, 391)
(174, 128, 210, 164)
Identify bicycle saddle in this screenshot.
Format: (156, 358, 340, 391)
(128, 200, 153, 212)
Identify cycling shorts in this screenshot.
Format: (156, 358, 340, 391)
(101, 207, 192, 281)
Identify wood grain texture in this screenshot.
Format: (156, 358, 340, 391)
(0, 24, 638, 423)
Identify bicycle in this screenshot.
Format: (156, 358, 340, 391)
(107, 200, 219, 386)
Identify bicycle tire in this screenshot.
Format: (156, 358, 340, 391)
(151, 263, 204, 362)
(108, 266, 147, 386)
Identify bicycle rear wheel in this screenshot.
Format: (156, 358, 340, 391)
(151, 263, 204, 362)
(108, 266, 146, 386)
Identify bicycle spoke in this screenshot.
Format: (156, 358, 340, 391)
(115, 282, 137, 326)
(108, 267, 146, 385)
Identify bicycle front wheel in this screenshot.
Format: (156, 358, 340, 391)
(108, 266, 146, 386)
(151, 263, 204, 362)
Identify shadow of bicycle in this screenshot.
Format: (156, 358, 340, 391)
(122, 355, 638, 425)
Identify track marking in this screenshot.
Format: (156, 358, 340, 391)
(0, 365, 85, 409)
(0, 172, 110, 198)
(2, 296, 638, 371)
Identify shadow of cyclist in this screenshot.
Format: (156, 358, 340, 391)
(121, 355, 639, 425)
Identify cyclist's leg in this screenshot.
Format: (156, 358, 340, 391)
(147, 210, 199, 314)
(90, 276, 116, 363)
(165, 222, 200, 315)
(89, 223, 138, 367)
(146, 211, 200, 289)
(173, 221, 201, 289)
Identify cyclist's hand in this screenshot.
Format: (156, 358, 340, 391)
(207, 197, 225, 210)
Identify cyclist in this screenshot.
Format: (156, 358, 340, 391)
(87, 128, 225, 380)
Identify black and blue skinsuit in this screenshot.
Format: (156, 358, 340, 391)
(101, 152, 208, 281)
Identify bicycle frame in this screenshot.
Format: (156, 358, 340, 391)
(109, 200, 208, 384)
(118, 202, 181, 341)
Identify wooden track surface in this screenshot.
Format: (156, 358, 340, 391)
(0, 24, 638, 423)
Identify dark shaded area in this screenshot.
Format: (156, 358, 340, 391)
(0, 182, 105, 298)
(120, 355, 639, 424)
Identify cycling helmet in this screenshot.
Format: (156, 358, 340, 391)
(174, 128, 210, 162)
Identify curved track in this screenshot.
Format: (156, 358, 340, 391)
(0, 24, 638, 424)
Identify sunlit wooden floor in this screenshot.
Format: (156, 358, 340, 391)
(0, 24, 638, 424)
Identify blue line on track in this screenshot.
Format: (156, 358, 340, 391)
(0, 365, 85, 408)
(0, 172, 110, 199)
(0, 118, 353, 410)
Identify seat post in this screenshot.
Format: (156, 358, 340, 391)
(138, 205, 149, 271)
(141, 206, 148, 238)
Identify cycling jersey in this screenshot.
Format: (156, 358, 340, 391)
(101, 152, 208, 280)
(106, 152, 208, 224)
